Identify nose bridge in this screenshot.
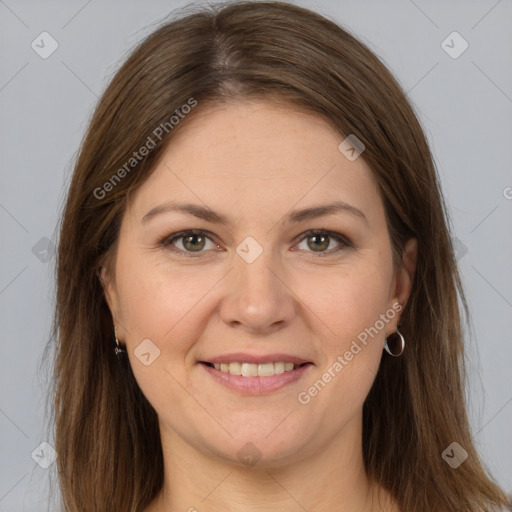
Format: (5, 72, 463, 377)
(236, 241, 278, 291)
(235, 235, 282, 300)
(220, 234, 295, 331)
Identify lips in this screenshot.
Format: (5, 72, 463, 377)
(200, 359, 313, 394)
(202, 353, 311, 365)
(202, 361, 308, 377)
(199, 353, 313, 381)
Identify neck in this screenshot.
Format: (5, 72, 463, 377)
(147, 413, 398, 512)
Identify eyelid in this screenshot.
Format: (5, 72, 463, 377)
(160, 229, 352, 257)
(160, 229, 221, 257)
(291, 229, 352, 256)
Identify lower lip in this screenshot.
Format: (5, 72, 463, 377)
(200, 363, 313, 395)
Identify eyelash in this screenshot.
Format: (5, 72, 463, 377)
(159, 229, 353, 258)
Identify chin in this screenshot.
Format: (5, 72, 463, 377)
(203, 427, 310, 469)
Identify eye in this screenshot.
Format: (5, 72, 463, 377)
(161, 230, 220, 257)
(160, 229, 352, 258)
(293, 230, 351, 256)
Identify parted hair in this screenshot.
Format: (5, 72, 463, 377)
(48, 1, 509, 511)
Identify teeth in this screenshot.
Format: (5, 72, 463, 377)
(211, 361, 301, 377)
(257, 362, 274, 377)
(241, 363, 259, 377)
(229, 362, 242, 375)
(274, 361, 285, 374)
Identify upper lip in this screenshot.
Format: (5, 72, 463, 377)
(201, 353, 312, 365)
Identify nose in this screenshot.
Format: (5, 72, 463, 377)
(219, 246, 297, 335)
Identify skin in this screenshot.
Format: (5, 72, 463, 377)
(101, 99, 417, 512)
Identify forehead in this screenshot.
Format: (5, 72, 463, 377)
(165, 99, 345, 173)
(126, 99, 383, 227)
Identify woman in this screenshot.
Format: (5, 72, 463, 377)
(50, 1, 510, 511)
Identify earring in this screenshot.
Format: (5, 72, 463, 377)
(114, 326, 125, 356)
(384, 325, 405, 357)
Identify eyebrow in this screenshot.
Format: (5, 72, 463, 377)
(141, 200, 369, 228)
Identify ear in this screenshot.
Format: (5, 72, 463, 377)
(389, 237, 417, 319)
(98, 264, 119, 320)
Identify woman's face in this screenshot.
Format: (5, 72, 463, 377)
(102, 99, 416, 467)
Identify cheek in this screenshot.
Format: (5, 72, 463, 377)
(295, 259, 392, 399)
(113, 253, 214, 421)
(114, 251, 215, 345)
(295, 265, 390, 418)
(298, 260, 392, 346)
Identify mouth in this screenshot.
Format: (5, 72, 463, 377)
(200, 361, 311, 377)
(198, 358, 314, 395)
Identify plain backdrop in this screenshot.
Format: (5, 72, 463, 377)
(0, 0, 511, 510)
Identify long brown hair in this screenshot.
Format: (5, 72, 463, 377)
(48, 1, 510, 510)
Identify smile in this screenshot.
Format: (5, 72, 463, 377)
(199, 361, 314, 394)
(203, 361, 304, 377)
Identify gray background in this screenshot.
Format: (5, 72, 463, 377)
(1, 0, 511, 510)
